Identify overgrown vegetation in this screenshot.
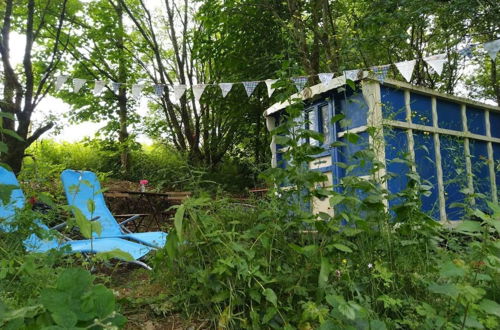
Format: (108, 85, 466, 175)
(152, 101, 500, 328)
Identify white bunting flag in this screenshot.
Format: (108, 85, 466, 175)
(73, 78, 86, 93)
(219, 83, 233, 98)
(371, 65, 391, 83)
(243, 81, 259, 97)
(394, 60, 416, 82)
(93, 80, 106, 95)
(55, 75, 69, 91)
(483, 39, 500, 61)
(344, 69, 361, 82)
(292, 76, 308, 92)
(154, 84, 165, 97)
(111, 81, 121, 94)
(265, 79, 277, 97)
(318, 73, 334, 86)
(424, 53, 447, 76)
(192, 84, 206, 102)
(131, 84, 144, 99)
(173, 85, 187, 101)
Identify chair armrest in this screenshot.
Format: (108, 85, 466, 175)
(118, 214, 141, 227)
(50, 222, 67, 231)
(50, 216, 100, 231)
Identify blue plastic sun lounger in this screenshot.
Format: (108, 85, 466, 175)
(0, 167, 153, 269)
(60, 170, 167, 248)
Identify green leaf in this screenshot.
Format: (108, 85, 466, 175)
(86, 199, 95, 214)
(318, 257, 332, 289)
(439, 261, 466, 278)
(455, 220, 482, 233)
(95, 249, 134, 262)
(263, 288, 277, 307)
(174, 204, 185, 242)
(0, 129, 23, 142)
(262, 307, 277, 323)
(344, 132, 359, 144)
(428, 283, 460, 299)
(0, 112, 15, 120)
(330, 114, 345, 124)
(333, 243, 353, 253)
(479, 299, 500, 317)
(52, 310, 77, 327)
(329, 195, 344, 206)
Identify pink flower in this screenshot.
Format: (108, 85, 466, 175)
(139, 180, 149, 185)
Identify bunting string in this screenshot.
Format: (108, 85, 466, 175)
(44, 38, 498, 102)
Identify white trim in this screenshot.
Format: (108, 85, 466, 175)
(462, 104, 474, 204)
(485, 111, 498, 203)
(384, 120, 500, 144)
(432, 97, 447, 222)
(264, 75, 500, 118)
(405, 90, 416, 171)
(337, 125, 368, 138)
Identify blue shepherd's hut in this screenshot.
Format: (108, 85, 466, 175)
(264, 73, 500, 222)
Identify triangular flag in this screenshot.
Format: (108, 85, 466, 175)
(424, 53, 447, 76)
(318, 73, 334, 86)
(73, 78, 86, 93)
(131, 84, 144, 99)
(192, 84, 206, 102)
(93, 80, 106, 95)
(111, 81, 121, 94)
(344, 69, 361, 81)
(265, 79, 277, 97)
(55, 75, 68, 91)
(243, 81, 259, 97)
(483, 39, 500, 61)
(154, 84, 165, 97)
(394, 60, 416, 82)
(371, 65, 391, 83)
(219, 83, 233, 98)
(458, 45, 474, 59)
(173, 85, 187, 101)
(292, 76, 308, 92)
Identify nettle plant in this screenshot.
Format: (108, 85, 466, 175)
(158, 79, 500, 329)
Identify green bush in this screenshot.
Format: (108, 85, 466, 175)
(152, 102, 500, 329)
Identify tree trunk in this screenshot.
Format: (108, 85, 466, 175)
(116, 1, 130, 173)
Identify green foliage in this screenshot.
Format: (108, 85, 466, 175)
(150, 80, 500, 328)
(0, 268, 126, 329)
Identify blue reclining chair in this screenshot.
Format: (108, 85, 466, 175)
(0, 167, 153, 269)
(61, 170, 167, 248)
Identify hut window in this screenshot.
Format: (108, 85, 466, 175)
(320, 104, 330, 145)
(306, 108, 318, 145)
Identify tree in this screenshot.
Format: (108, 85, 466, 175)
(0, 0, 80, 173)
(57, 0, 140, 173)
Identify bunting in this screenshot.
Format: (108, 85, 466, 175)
(192, 84, 206, 102)
(484, 39, 500, 61)
(93, 80, 105, 95)
(154, 84, 165, 97)
(73, 78, 86, 93)
(243, 81, 259, 97)
(219, 83, 233, 98)
(424, 53, 447, 76)
(318, 73, 334, 86)
(371, 65, 390, 83)
(173, 85, 187, 101)
(55, 75, 68, 91)
(131, 84, 145, 99)
(265, 79, 277, 97)
(45, 37, 497, 103)
(344, 69, 361, 82)
(292, 76, 308, 92)
(112, 82, 121, 94)
(394, 60, 416, 83)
